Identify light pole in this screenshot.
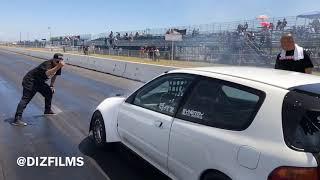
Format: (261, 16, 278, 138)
(41, 39, 46, 48)
(171, 41, 174, 61)
(48, 27, 51, 45)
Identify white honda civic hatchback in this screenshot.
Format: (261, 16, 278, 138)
(89, 67, 320, 180)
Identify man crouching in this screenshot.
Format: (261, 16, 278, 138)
(11, 53, 65, 126)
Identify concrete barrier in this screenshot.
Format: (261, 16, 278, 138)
(0, 47, 176, 82)
(93, 58, 127, 77)
(122, 62, 175, 82)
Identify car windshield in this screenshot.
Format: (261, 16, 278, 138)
(283, 83, 320, 153)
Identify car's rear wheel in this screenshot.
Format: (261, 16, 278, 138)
(202, 171, 231, 180)
(92, 112, 107, 148)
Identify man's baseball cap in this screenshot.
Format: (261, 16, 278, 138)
(53, 53, 63, 60)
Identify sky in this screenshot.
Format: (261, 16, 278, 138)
(0, 0, 319, 41)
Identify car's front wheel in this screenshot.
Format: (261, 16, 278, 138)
(92, 112, 107, 148)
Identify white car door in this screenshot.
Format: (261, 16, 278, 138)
(117, 73, 196, 174)
(168, 77, 265, 180)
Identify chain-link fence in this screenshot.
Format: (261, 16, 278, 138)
(7, 15, 320, 68)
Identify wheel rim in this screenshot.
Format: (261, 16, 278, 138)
(93, 118, 103, 144)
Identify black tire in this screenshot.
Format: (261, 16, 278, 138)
(91, 112, 107, 148)
(202, 171, 231, 180)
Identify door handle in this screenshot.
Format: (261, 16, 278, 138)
(154, 120, 163, 128)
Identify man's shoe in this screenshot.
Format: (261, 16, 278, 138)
(44, 109, 56, 115)
(11, 119, 27, 126)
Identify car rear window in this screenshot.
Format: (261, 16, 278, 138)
(283, 84, 320, 153)
(176, 78, 265, 131)
(292, 83, 320, 96)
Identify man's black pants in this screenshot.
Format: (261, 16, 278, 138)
(15, 83, 53, 119)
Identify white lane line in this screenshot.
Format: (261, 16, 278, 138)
(0, 160, 5, 180)
(51, 104, 63, 114)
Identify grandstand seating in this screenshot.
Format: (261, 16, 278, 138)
(87, 16, 320, 65)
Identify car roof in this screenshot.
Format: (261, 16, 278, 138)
(169, 66, 320, 89)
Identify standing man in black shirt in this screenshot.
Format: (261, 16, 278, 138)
(275, 33, 313, 74)
(11, 53, 65, 126)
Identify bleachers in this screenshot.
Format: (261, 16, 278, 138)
(87, 16, 320, 65)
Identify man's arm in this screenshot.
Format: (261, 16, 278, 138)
(45, 61, 64, 78)
(46, 65, 62, 78)
(303, 50, 314, 74)
(275, 54, 281, 69)
(305, 68, 313, 74)
(50, 75, 57, 87)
